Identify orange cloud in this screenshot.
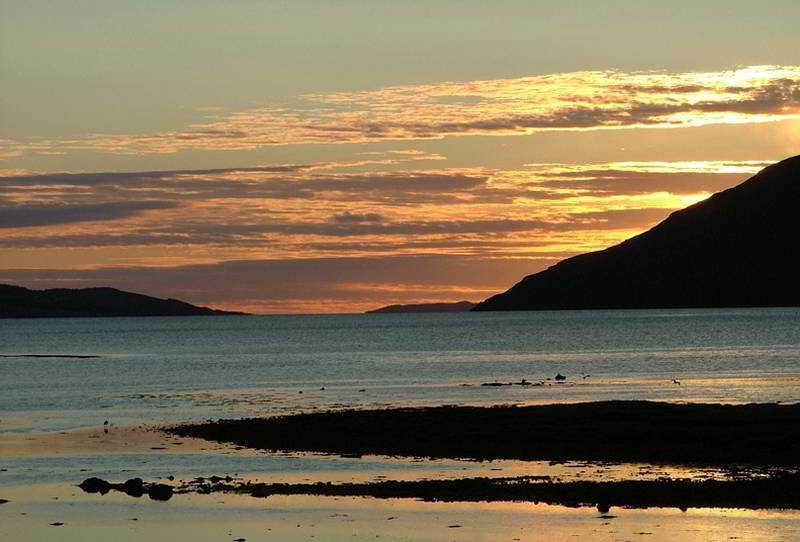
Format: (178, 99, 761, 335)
(0, 160, 763, 268)
(0, 157, 775, 312)
(2, 66, 799, 158)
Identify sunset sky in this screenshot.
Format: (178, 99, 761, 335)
(2, 1, 799, 313)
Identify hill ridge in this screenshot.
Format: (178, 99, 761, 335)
(474, 155, 800, 311)
(0, 283, 245, 318)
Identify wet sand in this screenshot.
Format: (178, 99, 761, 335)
(0, 424, 217, 457)
(0, 422, 740, 486)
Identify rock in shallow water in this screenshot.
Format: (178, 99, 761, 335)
(78, 477, 111, 494)
(122, 478, 144, 497)
(78, 476, 173, 501)
(147, 483, 174, 501)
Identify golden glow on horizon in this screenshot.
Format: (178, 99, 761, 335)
(0, 158, 758, 317)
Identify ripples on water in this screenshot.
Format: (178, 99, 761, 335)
(1, 308, 800, 433)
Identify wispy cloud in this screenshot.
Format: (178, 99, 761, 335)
(0, 160, 762, 260)
(2, 66, 799, 157)
(0, 158, 775, 312)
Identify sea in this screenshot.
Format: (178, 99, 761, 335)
(4, 308, 800, 541)
(3, 307, 800, 435)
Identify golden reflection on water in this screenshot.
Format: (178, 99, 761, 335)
(3, 483, 800, 542)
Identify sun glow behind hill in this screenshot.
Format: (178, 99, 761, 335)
(0, 157, 776, 313)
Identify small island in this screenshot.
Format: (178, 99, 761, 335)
(0, 283, 245, 318)
(366, 300, 476, 313)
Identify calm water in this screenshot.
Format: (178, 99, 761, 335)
(4, 308, 800, 541)
(2, 308, 800, 434)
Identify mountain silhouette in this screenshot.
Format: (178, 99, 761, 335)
(0, 284, 245, 318)
(366, 301, 476, 313)
(474, 155, 800, 311)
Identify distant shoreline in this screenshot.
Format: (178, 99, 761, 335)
(366, 300, 476, 313)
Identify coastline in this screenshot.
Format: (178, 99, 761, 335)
(5, 400, 800, 540)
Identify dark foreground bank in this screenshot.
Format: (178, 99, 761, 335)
(166, 401, 800, 466)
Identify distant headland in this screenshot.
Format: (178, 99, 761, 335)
(0, 284, 245, 318)
(366, 300, 476, 314)
(474, 155, 800, 311)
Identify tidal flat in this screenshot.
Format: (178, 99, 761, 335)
(5, 401, 800, 541)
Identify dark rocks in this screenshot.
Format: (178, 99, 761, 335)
(555, 373, 566, 381)
(250, 486, 273, 498)
(481, 379, 544, 387)
(121, 478, 144, 497)
(78, 477, 173, 501)
(78, 477, 112, 494)
(147, 483, 173, 501)
(178, 474, 800, 511)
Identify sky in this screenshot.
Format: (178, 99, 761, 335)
(1, 1, 799, 313)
